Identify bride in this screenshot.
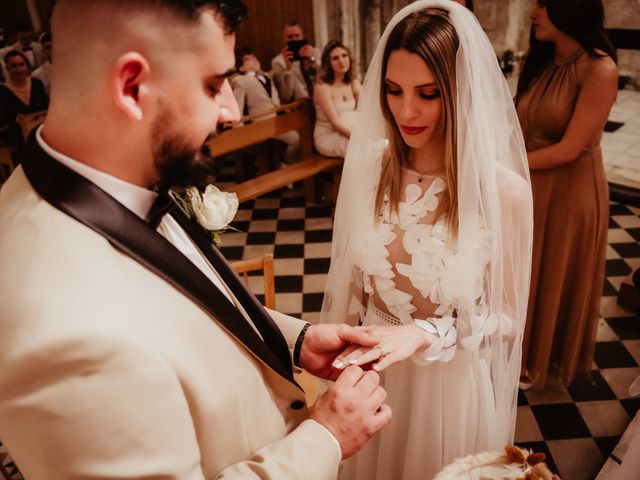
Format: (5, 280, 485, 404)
(322, 1, 533, 479)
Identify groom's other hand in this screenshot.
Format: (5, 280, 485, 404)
(299, 324, 379, 380)
(310, 365, 391, 459)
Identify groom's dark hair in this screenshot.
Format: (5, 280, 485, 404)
(56, 0, 247, 33)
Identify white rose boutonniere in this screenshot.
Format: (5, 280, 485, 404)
(175, 185, 239, 245)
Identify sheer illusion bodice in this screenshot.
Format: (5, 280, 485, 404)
(361, 174, 446, 319)
(354, 173, 495, 364)
(343, 177, 502, 480)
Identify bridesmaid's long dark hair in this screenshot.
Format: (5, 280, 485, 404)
(516, 0, 616, 100)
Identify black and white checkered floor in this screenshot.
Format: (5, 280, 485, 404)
(219, 186, 640, 480)
(1, 180, 639, 479)
(220, 162, 640, 480)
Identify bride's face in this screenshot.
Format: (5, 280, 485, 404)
(384, 49, 444, 151)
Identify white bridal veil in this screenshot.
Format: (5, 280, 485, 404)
(321, 0, 533, 446)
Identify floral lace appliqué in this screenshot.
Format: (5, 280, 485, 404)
(358, 177, 495, 363)
(360, 178, 448, 322)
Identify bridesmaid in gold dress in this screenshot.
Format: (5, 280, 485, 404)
(516, 0, 618, 389)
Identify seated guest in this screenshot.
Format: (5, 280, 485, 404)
(232, 47, 299, 164)
(32, 32, 52, 95)
(313, 41, 360, 158)
(271, 19, 319, 103)
(0, 50, 49, 144)
(0, 21, 45, 79)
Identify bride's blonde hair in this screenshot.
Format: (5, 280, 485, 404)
(375, 8, 459, 238)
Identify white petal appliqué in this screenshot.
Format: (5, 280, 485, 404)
(405, 184, 423, 204)
(358, 178, 493, 364)
(460, 333, 483, 350)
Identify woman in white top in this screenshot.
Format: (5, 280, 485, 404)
(322, 2, 533, 479)
(313, 41, 361, 158)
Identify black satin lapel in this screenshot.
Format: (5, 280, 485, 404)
(169, 207, 294, 377)
(20, 133, 295, 384)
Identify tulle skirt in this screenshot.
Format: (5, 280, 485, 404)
(340, 305, 505, 480)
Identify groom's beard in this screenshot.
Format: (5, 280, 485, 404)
(152, 106, 217, 189)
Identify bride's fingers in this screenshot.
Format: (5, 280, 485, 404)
(346, 345, 386, 366)
(331, 344, 364, 369)
(341, 346, 376, 366)
(371, 346, 415, 372)
(372, 355, 395, 372)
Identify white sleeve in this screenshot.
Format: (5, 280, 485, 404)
(412, 310, 512, 365)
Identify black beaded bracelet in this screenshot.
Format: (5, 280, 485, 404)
(293, 323, 311, 367)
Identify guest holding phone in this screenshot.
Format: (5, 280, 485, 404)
(271, 19, 319, 103)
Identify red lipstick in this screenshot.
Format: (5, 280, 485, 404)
(400, 125, 427, 135)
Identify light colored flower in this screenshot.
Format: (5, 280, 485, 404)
(434, 446, 552, 480)
(187, 185, 238, 232)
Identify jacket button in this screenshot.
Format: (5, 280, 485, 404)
(290, 400, 305, 410)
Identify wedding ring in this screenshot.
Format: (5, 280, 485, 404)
(376, 345, 386, 358)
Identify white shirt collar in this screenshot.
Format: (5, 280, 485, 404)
(36, 126, 157, 220)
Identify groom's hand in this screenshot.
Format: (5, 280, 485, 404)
(310, 365, 391, 459)
(299, 324, 379, 380)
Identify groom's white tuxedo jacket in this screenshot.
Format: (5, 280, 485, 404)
(0, 134, 339, 479)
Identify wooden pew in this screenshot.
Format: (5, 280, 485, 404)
(12, 100, 344, 203)
(208, 98, 342, 203)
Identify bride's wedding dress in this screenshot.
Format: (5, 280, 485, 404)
(322, 2, 533, 479)
(341, 174, 502, 480)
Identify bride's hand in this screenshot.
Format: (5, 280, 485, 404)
(332, 324, 434, 372)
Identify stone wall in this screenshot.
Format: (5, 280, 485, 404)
(605, 0, 640, 87)
(475, 0, 529, 55)
(313, 0, 640, 87)
(312, 0, 528, 79)
(313, 0, 414, 79)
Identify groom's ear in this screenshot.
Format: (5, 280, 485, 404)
(112, 52, 150, 122)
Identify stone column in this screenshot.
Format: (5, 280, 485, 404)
(313, 0, 330, 57)
(605, 0, 640, 87)
(25, 0, 43, 33)
(505, 0, 530, 54)
(339, 0, 362, 76)
(362, 0, 382, 76)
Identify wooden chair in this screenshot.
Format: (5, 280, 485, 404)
(16, 110, 47, 140)
(231, 254, 318, 405)
(231, 254, 276, 309)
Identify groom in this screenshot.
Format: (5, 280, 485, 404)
(0, 1, 390, 479)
